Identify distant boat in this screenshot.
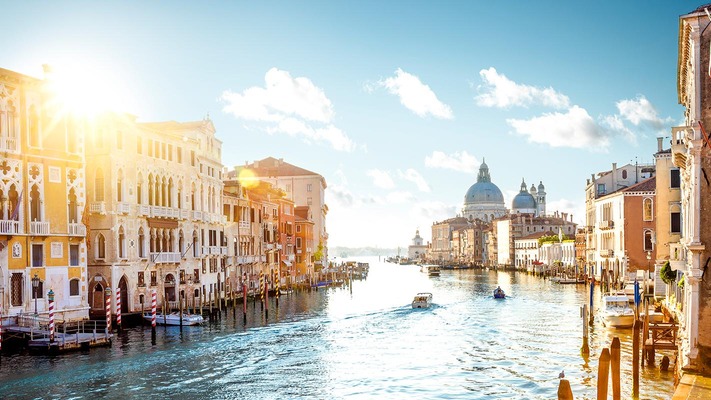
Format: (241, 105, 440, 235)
(412, 292, 433, 309)
(143, 312, 204, 326)
(420, 264, 440, 277)
(493, 287, 506, 299)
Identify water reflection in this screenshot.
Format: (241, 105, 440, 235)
(0, 257, 674, 399)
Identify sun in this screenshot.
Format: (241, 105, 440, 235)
(44, 60, 133, 117)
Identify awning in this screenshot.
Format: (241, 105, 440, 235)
(147, 217, 179, 229)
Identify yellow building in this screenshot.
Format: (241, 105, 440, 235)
(0, 66, 89, 320)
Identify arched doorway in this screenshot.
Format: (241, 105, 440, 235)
(91, 283, 104, 311)
(119, 276, 129, 314)
(164, 273, 176, 308)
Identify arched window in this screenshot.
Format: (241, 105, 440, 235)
(643, 198, 653, 221)
(118, 226, 125, 258)
(97, 233, 106, 259)
(138, 227, 145, 258)
(68, 188, 78, 223)
(69, 278, 80, 296)
(116, 169, 124, 202)
(622, 170, 628, 179)
(94, 169, 104, 202)
(643, 230, 654, 251)
(193, 232, 199, 257)
(136, 173, 143, 204)
(29, 184, 41, 221)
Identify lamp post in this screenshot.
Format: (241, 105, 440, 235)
(31, 274, 39, 315)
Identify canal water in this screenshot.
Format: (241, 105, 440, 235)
(0, 257, 675, 399)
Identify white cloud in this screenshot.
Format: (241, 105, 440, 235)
(546, 198, 585, 225)
(616, 96, 666, 129)
(367, 169, 395, 189)
(222, 67, 355, 151)
(425, 151, 478, 173)
(376, 68, 453, 119)
(327, 185, 355, 208)
(475, 67, 570, 109)
(506, 105, 610, 150)
(411, 201, 457, 220)
(602, 114, 637, 144)
(386, 191, 414, 204)
(398, 168, 430, 192)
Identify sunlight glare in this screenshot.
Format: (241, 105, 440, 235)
(238, 169, 260, 189)
(44, 61, 132, 117)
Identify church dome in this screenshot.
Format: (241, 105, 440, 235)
(512, 179, 537, 212)
(463, 160, 504, 204)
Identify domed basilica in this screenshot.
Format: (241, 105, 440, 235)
(462, 159, 546, 221)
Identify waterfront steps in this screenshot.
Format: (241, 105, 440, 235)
(672, 373, 711, 399)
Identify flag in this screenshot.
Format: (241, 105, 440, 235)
(81, 202, 91, 251)
(9, 190, 22, 221)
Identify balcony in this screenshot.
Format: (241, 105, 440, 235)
(669, 242, 686, 270)
(0, 220, 20, 235)
(30, 220, 50, 235)
(0, 136, 18, 153)
(90, 201, 106, 214)
(192, 210, 203, 221)
(150, 252, 181, 264)
(600, 249, 614, 258)
(116, 202, 131, 214)
(203, 246, 228, 256)
(68, 222, 86, 236)
(671, 126, 690, 169)
(599, 220, 614, 230)
(180, 209, 190, 220)
(137, 204, 150, 216)
(239, 221, 250, 229)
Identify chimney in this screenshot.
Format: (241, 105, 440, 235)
(657, 137, 664, 153)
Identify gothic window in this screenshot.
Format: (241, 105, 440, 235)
(136, 174, 143, 204)
(118, 226, 125, 258)
(193, 232, 199, 257)
(11, 273, 23, 306)
(94, 169, 105, 202)
(117, 169, 124, 202)
(29, 184, 41, 221)
(179, 230, 184, 255)
(8, 185, 19, 221)
(643, 198, 653, 221)
(97, 233, 106, 259)
(68, 188, 78, 223)
(138, 272, 145, 287)
(643, 230, 654, 251)
(69, 279, 80, 296)
(138, 228, 145, 258)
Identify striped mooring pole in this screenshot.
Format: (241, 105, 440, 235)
(151, 290, 157, 328)
(116, 286, 122, 331)
(259, 272, 264, 306)
(105, 287, 112, 334)
(48, 289, 55, 343)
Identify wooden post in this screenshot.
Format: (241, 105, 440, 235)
(557, 379, 574, 400)
(581, 304, 590, 356)
(589, 281, 595, 325)
(633, 319, 640, 398)
(597, 348, 610, 400)
(611, 337, 621, 400)
(179, 292, 183, 327)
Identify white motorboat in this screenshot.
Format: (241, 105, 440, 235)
(412, 292, 433, 308)
(420, 264, 441, 277)
(600, 293, 635, 328)
(143, 312, 204, 326)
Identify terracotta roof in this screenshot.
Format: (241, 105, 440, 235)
(623, 176, 656, 193)
(230, 157, 320, 178)
(519, 231, 556, 240)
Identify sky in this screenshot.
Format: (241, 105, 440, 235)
(1, 1, 699, 249)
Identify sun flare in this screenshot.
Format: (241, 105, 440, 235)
(44, 61, 132, 117)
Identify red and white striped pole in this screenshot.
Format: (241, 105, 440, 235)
(151, 290, 157, 328)
(105, 287, 112, 334)
(48, 289, 55, 343)
(116, 286, 122, 331)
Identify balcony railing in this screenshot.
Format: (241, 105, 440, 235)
(669, 242, 686, 270)
(30, 220, 50, 235)
(137, 204, 150, 216)
(192, 210, 203, 221)
(600, 249, 614, 258)
(0, 136, 18, 153)
(0, 220, 20, 235)
(68, 222, 86, 236)
(239, 221, 250, 229)
(599, 220, 614, 230)
(116, 202, 131, 214)
(671, 126, 690, 168)
(180, 209, 189, 220)
(90, 202, 106, 214)
(150, 252, 181, 264)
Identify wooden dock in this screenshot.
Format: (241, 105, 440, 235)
(2, 315, 111, 353)
(641, 303, 678, 366)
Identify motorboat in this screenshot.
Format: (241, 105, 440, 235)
(600, 293, 635, 328)
(420, 264, 441, 276)
(412, 292, 433, 308)
(493, 287, 506, 299)
(143, 312, 204, 326)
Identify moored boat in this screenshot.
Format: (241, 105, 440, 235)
(600, 293, 635, 328)
(143, 312, 204, 326)
(412, 292, 433, 308)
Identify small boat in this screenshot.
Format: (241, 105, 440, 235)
(493, 287, 506, 299)
(412, 292, 433, 308)
(600, 293, 635, 328)
(428, 265, 441, 277)
(143, 312, 204, 326)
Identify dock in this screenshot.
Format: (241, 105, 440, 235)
(672, 373, 711, 399)
(2, 314, 111, 353)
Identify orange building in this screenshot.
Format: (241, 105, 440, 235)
(294, 206, 314, 284)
